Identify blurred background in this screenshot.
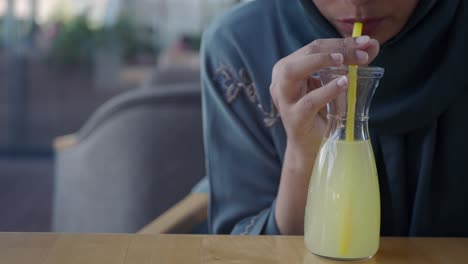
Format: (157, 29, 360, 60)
(0, 0, 246, 233)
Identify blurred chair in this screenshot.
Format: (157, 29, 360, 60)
(53, 82, 207, 233)
(144, 65, 200, 87)
(138, 177, 209, 234)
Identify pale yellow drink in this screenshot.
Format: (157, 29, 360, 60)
(304, 138, 380, 260)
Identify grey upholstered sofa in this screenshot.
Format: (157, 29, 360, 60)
(52, 83, 205, 233)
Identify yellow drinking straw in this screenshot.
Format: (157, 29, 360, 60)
(339, 22, 363, 257)
(345, 22, 363, 142)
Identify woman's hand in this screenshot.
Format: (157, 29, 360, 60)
(271, 36, 380, 235)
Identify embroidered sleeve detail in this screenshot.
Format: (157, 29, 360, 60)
(214, 63, 241, 103)
(214, 63, 280, 127)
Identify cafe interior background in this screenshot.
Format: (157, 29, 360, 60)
(0, 0, 251, 233)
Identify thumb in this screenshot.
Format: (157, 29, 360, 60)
(297, 76, 348, 113)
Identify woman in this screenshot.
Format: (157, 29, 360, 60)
(202, 0, 468, 236)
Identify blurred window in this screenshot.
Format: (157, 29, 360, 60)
(0, 0, 239, 155)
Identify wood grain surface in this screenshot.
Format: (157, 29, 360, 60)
(0, 233, 467, 264)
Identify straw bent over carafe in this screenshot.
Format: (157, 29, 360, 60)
(304, 66, 385, 261)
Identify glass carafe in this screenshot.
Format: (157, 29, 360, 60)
(304, 66, 384, 261)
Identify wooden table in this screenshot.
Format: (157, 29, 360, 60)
(1, 233, 467, 263)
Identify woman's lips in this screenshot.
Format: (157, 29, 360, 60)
(336, 18, 384, 36)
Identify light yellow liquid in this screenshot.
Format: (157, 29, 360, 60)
(304, 139, 380, 260)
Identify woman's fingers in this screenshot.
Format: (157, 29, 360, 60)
(297, 76, 349, 113)
(271, 36, 380, 118)
(271, 52, 344, 107)
(361, 38, 380, 65)
(294, 36, 380, 65)
(275, 53, 343, 84)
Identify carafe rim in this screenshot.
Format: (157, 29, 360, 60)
(313, 66, 385, 79)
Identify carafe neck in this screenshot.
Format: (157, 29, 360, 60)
(324, 115, 370, 141)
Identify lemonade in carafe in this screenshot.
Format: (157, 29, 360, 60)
(304, 66, 384, 261)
